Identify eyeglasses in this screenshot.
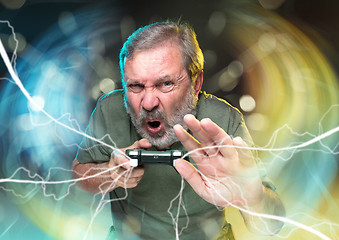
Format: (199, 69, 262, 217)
(127, 81, 176, 93)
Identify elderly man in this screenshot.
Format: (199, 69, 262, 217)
(72, 21, 285, 240)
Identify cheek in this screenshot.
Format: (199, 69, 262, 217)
(160, 94, 180, 113)
(126, 93, 141, 113)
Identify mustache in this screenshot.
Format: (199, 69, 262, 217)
(139, 108, 167, 122)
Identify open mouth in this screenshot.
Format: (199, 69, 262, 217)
(148, 121, 161, 128)
(146, 120, 162, 134)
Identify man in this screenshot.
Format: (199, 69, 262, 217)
(72, 21, 285, 240)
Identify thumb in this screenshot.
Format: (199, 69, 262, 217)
(120, 139, 152, 169)
(174, 159, 205, 195)
(113, 139, 152, 170)
(130, 138, 152, 149)
(233, 137, 254, 166)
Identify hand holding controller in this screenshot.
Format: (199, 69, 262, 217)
(126, 149, 189, 167)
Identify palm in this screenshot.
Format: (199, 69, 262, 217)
(174, 115, 263, 208)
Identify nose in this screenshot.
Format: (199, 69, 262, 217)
(141, 87, 159, 111)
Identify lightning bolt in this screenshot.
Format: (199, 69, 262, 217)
(1, 19, 338, 240)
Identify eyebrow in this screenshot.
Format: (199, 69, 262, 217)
(126, 75, 176, 84)
(157, 75, 172, 81)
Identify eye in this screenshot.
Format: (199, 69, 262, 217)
(158, 81, 174, 93)
(128, 83, 144, 93)
(162, 81, 173, 87)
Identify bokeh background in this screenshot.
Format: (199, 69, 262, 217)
(0, 0, 338, 239)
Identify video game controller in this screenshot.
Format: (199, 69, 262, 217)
(126, 149, 189, 167)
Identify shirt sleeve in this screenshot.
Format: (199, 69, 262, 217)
(75, 99, 112, 164)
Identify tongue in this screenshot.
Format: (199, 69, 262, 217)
(147, 120, 162, 134)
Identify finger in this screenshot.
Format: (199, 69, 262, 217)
(173, 124, 205, 160)
(125, 139, 152, 168)
(200, 118, 237, 158)
(233, 137, 255, 166)
(174, 159, 206, 196)
(115, 176, 140, 188)
(122, 172, 143, 188)
(111, 167, 144, 188)
(112, 165, 145, 178)
(130, 138, 152, 149)
(111, 139, 152, 170)
(111, 151, 131, 169)
(183, 114, 217, 156)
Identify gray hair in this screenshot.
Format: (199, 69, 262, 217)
(119, 20, 204, 88)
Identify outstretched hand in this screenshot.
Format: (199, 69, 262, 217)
(173, 114, 264, 209)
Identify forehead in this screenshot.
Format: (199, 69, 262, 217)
(124, 43, 186, 81)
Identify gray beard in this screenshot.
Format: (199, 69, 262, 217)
(124, 90, 198, 147)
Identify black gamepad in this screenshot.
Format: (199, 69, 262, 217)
(126, 149, 189, 167)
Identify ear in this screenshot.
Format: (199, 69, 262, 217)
(193, 71, 204, 96)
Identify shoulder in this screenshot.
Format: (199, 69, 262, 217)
(90, 89, 129, 126)
(97, 89, 124, 104)
(197, 91, 242, 118)
(95, 89, 125, 112)
(196, 91, 244, 135)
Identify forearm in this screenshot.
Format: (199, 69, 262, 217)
(72, 159, 117, 194)
(240, 186, 286, 235)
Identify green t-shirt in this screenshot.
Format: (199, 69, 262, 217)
(76, 90, 275, 240)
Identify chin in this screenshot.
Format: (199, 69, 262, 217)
(144, 133, 178, 148)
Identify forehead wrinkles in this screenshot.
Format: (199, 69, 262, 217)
(125, 64, 189, 84)
(126, 71, 189, 88)
(123, 45, 192, 89)
(128, 42, 184, 66)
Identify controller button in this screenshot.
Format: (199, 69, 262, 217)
(129, 150, 139, 156)
(130, 159, 138, 167)
(173, 151, 182, 157)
